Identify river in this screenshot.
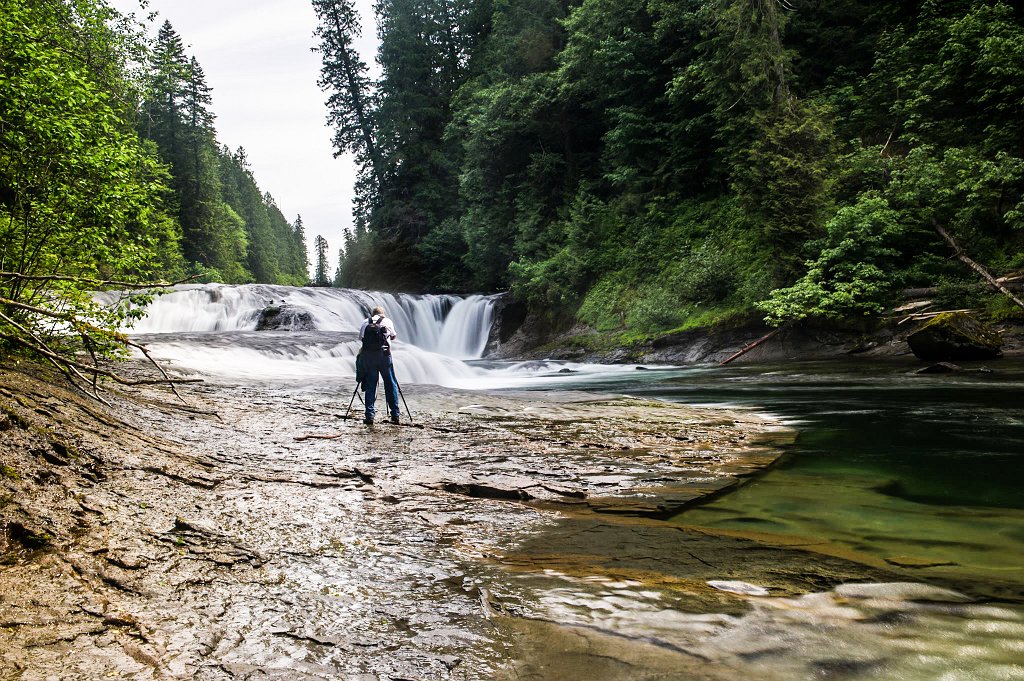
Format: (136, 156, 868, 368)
(118, 284, 1024, 680)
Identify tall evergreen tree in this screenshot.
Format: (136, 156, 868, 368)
(313, 235, 331, 286)
(291, 215, 311, 282)
(314, 0, 383, 206)
(140, 21, 252, 280)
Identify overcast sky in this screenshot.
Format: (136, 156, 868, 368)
(110, 0, 379, 277)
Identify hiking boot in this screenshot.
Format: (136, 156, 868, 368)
(390, 414, 400, 425)
(363, 418, 373, 426)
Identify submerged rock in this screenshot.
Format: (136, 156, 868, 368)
(255, 304, 316, 331)
(915, 362, 962, 374)
(906, 312, 1002, 361)
(707, 580, 771, 597)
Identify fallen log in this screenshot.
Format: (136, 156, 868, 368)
(933, 220, 1024, 312)
(897, 308, 978, 325)
(719, 328, 783, 366)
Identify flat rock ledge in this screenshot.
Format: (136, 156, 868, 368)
(401, 395, 790, 518)
(0, 366, 787, 680)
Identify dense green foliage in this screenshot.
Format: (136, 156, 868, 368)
(0, 0, 171, 375)
(324, 0, 1024, 331)
(0, 0, 308, 385)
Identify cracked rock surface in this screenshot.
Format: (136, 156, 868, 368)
(1, 365, 927, 680)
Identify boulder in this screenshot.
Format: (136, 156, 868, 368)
(906, 312, 1002, 361)
(915, 362, 962, 374)
(255, 304, 316, 331)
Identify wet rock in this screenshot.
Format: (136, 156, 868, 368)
(441, 480, 535, 501)
(484, 293, 528, 356)
(915, 362, 962, 374)
(255, 304, 316, 331)
(270, 627, 346, 647)
(810, 659, 883, 677)
(707, 580, 770, 596)
(907, 312, 1002, 361)
(885, 556, 958, 569)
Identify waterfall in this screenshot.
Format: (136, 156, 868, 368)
(100, 283, 640, 389)
(113, 283, 497, 360)
(437, 295, 496, 359)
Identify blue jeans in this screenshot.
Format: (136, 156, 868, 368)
(362, 351, 399, 422)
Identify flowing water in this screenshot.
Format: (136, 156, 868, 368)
(506, 360, 1024, 597)
(117, 284, 1024, 680)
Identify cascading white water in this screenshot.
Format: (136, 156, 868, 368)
(116, 283, 493, 357)
(103, 283, 505, 388)
(437, 295, 496, 359)
(110, 283, 638, 389)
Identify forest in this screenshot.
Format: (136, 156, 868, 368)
(321, 0, 1024, 338)
(2, 2, 310, 289)
(0, 0, 308, 379)
(3, 0, 1024, 375)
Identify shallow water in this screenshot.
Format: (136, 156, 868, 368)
(470, 359, 1024, 680)
(507, 359, 1024, 600)
(123, 284, 1024, 678)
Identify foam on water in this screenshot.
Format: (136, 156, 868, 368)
(115, 284, 671, 389)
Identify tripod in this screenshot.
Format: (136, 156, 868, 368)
(348, 363, 413, 425)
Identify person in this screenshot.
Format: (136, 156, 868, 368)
(358, 306, 401, 425)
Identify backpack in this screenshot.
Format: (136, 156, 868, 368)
(360, 315, 390, 354)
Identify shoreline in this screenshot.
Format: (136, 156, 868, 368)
(0, 363, 801, 678)
(1, 360, 1016, 678)
(488, 306, 1024, 366)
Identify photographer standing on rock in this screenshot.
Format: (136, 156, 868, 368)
(358, 306, 401, 426)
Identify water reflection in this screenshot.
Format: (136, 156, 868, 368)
(513, 359, 1024, 599)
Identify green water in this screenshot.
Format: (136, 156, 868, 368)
(527, 359, 1024, 598)
(498, 358, 1024, 679)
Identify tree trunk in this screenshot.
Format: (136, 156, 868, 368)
(932, 219, 1024, 311)
(719, 327, 783, 366)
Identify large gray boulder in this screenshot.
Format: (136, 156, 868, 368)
(255, 304, 316, 331)
(907, 312, 1002, 361)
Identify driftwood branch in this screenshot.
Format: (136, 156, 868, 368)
(1, 279, 203, 406)
(719, 327, 783, 366)
(0, 331, 202, 390)
(896, 308, 978, 325)
(933, 219, 1024, 311)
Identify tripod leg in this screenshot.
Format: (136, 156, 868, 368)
(346, 384, 359, 418)
(394, 376, 413, 425)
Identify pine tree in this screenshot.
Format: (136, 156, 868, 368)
(313, 235, 331, 286)
(313, 0, 383, 205)
(292, 215, 311, 283)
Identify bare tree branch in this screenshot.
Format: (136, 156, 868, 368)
(933, 219, 1024, 312)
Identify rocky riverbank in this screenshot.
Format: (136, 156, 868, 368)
(488, 301, 1024, 366)
(0, 362, 999, 679)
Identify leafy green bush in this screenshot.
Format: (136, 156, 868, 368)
(757, 194, 904, 324)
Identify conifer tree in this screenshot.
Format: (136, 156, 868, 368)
(313, 0, 383, 203)
(141, 21, 252, 280)
(292, 215, 311, 283)
(313, 235, 331, 286)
